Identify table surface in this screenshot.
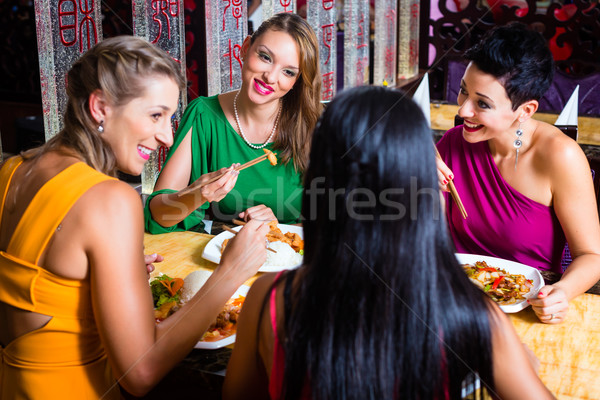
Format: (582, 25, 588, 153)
(430, 103, 600, 146)
(144, 231, 600, 399)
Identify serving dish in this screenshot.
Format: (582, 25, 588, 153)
(455, 253, 544, 313)
(194, 284, 250, 349)
(202, 223, 304, 273)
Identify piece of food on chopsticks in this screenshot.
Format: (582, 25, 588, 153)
(264, 148, 277, 166)
(462, 261, 534, 305)
(150, 274, 184, 321)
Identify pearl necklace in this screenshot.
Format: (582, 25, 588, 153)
(233, 91, 282, 149)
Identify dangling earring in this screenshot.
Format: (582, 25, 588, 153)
(514, 122, 523, 170)
(98, 120, 104, 133)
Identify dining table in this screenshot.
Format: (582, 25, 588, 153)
(139, 230, 600, 400)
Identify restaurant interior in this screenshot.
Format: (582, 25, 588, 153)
(1, 0, 600, 398)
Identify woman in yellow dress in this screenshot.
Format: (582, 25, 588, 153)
(0, 36, 269, 399)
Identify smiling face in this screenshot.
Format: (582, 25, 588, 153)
(456, 62, 522, 143)
(240, 29, 300, 105)
(101, 75, 179, 175)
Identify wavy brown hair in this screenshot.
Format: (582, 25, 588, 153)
(24, 36, 185, 176)
(251, 13, 322, 173)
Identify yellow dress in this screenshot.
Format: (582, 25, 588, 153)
(0, 156, 121, 399)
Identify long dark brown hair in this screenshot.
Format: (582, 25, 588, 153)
(251, 13, 322, 173)
(278, 86, 496, 399)
(23, 36, 186, 176)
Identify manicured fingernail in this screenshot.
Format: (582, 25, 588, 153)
(443, 180, 448, 185)
(449, 174, 454, 180)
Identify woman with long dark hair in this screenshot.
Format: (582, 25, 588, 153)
(223, 86, 554, 399)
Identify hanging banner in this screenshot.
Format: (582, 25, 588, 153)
(205, 0, 248, 96)
(34, 0, 103, 140)
(307, 0, 337, 101)
(397, 0, 419, 80)
(373, 0, 396, 87)
(133, 0, 188, 194)
(343, 0, 370, 89)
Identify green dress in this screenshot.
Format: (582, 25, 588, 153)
(144, 95, 304, 234)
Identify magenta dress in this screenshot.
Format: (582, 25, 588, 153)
(437, 126, 565, 273)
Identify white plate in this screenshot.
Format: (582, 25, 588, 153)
(455, 253, 544, 313)
(202, 223, 304, 273)
(194, 285, 250, 349)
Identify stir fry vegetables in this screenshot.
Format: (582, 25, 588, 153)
(150, 274, 184, 321)
(462, 261, 534, 305)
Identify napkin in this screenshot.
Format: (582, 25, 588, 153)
(554, 85, 579, 126)
(412, 73, 431, 127)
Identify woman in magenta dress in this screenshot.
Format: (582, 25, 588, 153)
(436, 23, 600, 324)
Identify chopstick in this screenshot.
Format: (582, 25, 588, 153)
(434, 147, 468, 219)
(177, 152, 273, 197)
(222, 225, 277, 253)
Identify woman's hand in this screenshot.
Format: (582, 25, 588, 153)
(238, 204, 277, 223)
(185, 164, 240, 203)
(528, 284, 569, 324)
(435, 156, 454, 193)
(144, 253, 164, 276)
(219, 219, 271, 282)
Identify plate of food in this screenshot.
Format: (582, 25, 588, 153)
(150, 270, 250, 349)
(202, 222, 304, 273)
(455, 253, 544, 313)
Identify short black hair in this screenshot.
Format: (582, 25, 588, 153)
(465, 22, 554, 110)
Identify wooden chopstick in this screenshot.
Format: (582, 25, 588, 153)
(222, 225, 277, 253)
(177, 153, 272, 197)
(434, 147, 468, 219)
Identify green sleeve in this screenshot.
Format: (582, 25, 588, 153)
(143, 189, 207, 234)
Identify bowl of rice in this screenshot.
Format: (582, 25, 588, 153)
(262, 241, 303, 272)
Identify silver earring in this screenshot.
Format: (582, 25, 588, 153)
(514, 122, 523, 170)
(98, 121, 104, 133)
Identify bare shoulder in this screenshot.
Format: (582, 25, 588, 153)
(534, 120, 586, 164)
(246, 272, 280, 307)
(74, 179, 143, 237)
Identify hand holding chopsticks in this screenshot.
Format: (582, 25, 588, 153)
(222, 225, 277, 253)
(434, 147, 468, 219)
(178, 149, 278, 197)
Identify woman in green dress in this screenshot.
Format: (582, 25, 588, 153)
(145, 13, 322, 234)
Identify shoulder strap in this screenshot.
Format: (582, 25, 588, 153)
(0, 156, 24, 220)
(7, 163, 115, 264)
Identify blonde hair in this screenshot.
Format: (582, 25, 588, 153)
(251, 13, 322, 173)
(24, 36, 186, 176)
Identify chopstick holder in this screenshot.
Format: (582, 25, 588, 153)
(434, 147, 468, 219)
